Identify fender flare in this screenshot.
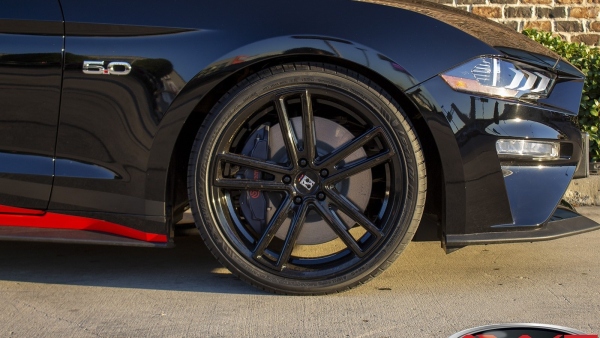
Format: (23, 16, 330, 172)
(145, 35, 465, 236)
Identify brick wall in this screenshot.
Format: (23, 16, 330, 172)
(429, 0, 600, 45)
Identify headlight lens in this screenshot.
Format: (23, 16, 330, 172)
(441, 57, 556, 100)
(496, 139, 560, 159)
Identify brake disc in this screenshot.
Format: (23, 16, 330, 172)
(268, 117, 372, 245)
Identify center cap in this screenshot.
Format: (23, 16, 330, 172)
(295, 171, 319, 194)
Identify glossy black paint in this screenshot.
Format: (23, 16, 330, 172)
(407, 75, 584, 237)
(0, 1, 63, 210)
(501, 166, 574, 226)
(48, 0, 533, 227)
(0, 0, 593, 245)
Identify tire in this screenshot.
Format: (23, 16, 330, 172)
(188, 62, 426, 295)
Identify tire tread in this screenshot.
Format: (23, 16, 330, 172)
(187, 62, 426, 295)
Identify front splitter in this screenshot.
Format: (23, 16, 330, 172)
(443, 206, 600, 252)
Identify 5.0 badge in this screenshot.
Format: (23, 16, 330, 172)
(82, 60, 132, 75)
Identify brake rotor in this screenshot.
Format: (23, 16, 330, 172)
(268, 117, 372, 245)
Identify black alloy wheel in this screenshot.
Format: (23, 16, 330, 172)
(188, 63, 426, 295)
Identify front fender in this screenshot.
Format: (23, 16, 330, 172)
(145, 34, 423, 202)
(145, 0, 513, 217)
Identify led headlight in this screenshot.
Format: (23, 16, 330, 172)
(496, 139, 560, 159)
(441, 57, 556, 100)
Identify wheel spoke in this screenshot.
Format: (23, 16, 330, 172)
(301, 90, 316, 161)
(326, 189, 383, 238)
(252, 195, 292, 259)
(274, 97, 299, 166)
(253, 196, 293, 259)
(324, 150, 394, 184)
(214, 178, 288, 191)
(314, 202, 364, 257)
(317, 127, 383, 167)
(197, 63, 423, 293)
(216, 153, 290, 175)
(276, 202, 309, 270)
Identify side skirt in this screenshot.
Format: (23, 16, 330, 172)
(0, 205, 169, 246)
(0, 226, 171, 247)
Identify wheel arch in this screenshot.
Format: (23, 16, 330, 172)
(163, 57, 443, 238)
(146, 36, 446, 239)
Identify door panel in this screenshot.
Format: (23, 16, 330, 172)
(0, 2, 64, 210)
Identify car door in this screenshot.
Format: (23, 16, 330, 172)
(0, 2, 64, 211)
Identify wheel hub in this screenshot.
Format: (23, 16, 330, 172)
(295, 171, 319, 194)
(268, 116, 372, 245)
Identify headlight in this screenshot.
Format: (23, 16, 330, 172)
(441, 57, 556, 100)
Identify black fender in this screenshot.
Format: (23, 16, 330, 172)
(144, 1, 509, 233)
(145, 34, 472, 238)
(56, 0, 558, 237)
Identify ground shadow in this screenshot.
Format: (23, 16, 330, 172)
(0, 234, 266, 295)
(0, 214, 440, 295)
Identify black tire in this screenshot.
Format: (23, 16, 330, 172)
(188, 63, 426, 295)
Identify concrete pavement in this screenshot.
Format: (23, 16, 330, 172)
(0, 207, 598, 337)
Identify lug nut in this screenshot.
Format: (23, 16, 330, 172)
(317, 192, 326, 201)
(299, 158, 308, 167)
(320, 169, 329, 177)
(282, 175, 292, 184)
(294, 196, 303, 204)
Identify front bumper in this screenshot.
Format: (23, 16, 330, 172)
(407, 73, 599, 248)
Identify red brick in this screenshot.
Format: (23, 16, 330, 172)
(571, 34, 600, 45)
(473, 6, 502, 18)
(524, 20, 552, 31)
(522, 0, 552, 4)
(556, 0, 583, 4)
(570, 7, 600, 19)
(590, 21, 600, 31)
(457, 0, 486, 4)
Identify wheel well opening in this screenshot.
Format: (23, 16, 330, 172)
(166, 55, 444, 240)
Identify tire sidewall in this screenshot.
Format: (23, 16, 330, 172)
(189, 65, 424, 294)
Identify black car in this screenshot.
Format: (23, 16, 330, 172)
(1, 0, 598, 294)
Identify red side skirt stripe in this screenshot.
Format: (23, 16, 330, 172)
(0, 205, 167, 243)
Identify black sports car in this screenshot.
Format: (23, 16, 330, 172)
(1, 0, 598, 294)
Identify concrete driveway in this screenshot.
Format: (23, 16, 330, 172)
(0, 208, 599, 337)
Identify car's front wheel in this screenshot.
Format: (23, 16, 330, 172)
(188, 63, 426, 294)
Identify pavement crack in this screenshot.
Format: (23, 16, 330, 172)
(545, 286, 572, 305)
(18, 301, 102, 337)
